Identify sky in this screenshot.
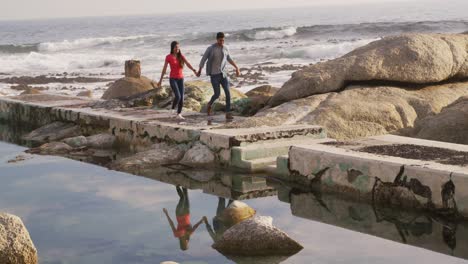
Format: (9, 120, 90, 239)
(1, 0, 417, 21)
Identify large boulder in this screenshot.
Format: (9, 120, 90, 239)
(111, 142, 188, 172)
(225, 81, 468, 140)
(180, 143, 216, 166)
(0, 213, 38, 264)
(212, 216, 303, 256)
(101, 76, 155, 100)
(413, 96, 468, 144)
(269, 34, 468, 106)
(236, 85, 279, 116)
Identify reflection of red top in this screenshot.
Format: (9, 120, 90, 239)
(174, 214, 191, 238)
(166, 54, 186, 79)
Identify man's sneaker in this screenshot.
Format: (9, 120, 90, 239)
(176, 114, 185, 120)
(207, 104, 212, 116)
(226, 113, 234, 121)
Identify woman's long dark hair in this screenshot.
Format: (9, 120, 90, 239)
(170, 41, 185, 68)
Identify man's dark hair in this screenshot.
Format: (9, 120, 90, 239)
(216, 32, 225, 39)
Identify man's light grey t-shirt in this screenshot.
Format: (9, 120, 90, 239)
(210, 45, 224, 75)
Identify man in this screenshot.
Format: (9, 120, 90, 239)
(198, 32, 240, 120)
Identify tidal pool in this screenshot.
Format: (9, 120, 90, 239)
(0, 141, 467, 264)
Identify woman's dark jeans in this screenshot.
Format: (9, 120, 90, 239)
(169, 78, 185, 114)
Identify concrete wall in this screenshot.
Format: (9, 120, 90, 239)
(288, 143, 468, 217)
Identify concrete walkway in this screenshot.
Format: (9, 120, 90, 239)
(0, 94, 328, 171)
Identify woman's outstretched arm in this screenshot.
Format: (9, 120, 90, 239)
(182, 56, 197, 75)
(158, 61, 169, 87)
(163, 208, 177, 233)
(192, 216, 208, 232)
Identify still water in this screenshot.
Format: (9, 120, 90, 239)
(0, 140, 467, 264)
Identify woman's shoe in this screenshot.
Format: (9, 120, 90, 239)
(226, 113, 234, 121)
(176, 114, 185, 120)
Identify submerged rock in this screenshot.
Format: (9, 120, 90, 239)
(63, 136, 88, 148)
(86, 133, 116, 149)
(27, 142, 73, 155)
(23, 122, 82, 144)
(270, 34, 468, 106)
(111, 142, 188, 172)
(180, 143, 215, 166)
(213, 216, 303, 256)
(0, 213, 38, 264)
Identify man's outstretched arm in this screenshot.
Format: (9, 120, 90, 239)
(227, 54, 240, 77)
(197, 46, 211, 76)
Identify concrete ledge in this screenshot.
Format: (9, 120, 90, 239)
(287, 136, 468, 216)
(200, 125, 326, 150)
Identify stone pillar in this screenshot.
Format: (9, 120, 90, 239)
(125, 60, 141, 78)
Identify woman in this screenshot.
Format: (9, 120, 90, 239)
(158, 41, 197, 120)
(163, 186, 206, 251)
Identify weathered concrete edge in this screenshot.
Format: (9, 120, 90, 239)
(287, 143, 468, 216)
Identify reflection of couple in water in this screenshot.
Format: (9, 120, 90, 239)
(163, 186, 234, 251)
(163, 186, 206, 251)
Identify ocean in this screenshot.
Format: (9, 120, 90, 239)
(0, 1, 467, 97)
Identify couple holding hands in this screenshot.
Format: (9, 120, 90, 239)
(157, 32, 240, 120)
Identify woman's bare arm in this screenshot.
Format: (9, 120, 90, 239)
(163, 208, 177, 233)
(158, 61, 169, 87)
(192, 216, 208, 232)
(183, 56, 197, 75)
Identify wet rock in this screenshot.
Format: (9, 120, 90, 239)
(7, 155, 31, 164)
(10, 84, 48, 91)
(102, 76, 155, 100)
(270, 34, 468, 106)
(23, 122, 82, 144)
(26, 142, 73, 155)
(10, 84, 30, 91)
(20, 87, 42, 95)
(414, 96, 468, 144)
(63, 136, 88, 148)
(180, 143, 215, 166)
(111, 142, 189, 172)
(220, 201, 256, 226)
(212, 216, 303, 256)
(86, 133, 116, 149)
(77, 90, 92, 98)
(0, 75, 111, 85)
(0, 213, 38, 264)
